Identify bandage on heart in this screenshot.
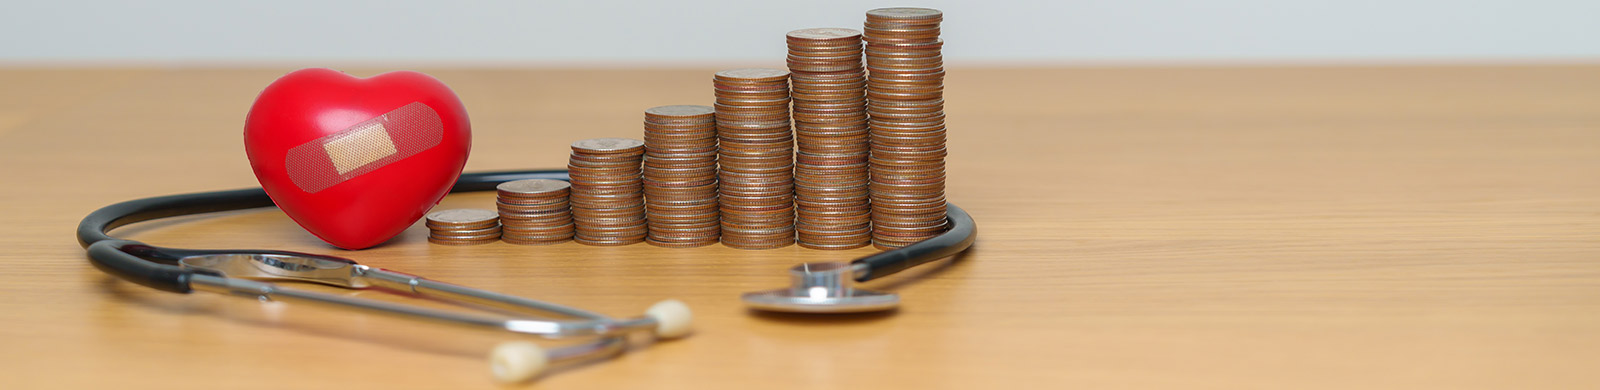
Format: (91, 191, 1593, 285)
(284, 102, 443, 193)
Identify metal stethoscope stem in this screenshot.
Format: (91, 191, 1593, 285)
(178, 255, 675, 339)
(166, 249, 692, 382)
(76, 170, 692, 383)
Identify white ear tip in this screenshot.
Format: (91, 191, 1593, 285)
(489, 341, 548, 383)
(645, 299, 693, 339)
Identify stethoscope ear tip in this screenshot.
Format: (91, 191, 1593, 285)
(490, 341, 548, 384)
(646, 299, 694, 339)
(488, 299, 690, 383)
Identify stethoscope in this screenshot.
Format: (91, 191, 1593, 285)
(77, 169, 977, 382)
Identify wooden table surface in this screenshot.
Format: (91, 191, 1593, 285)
(0, 66, 1596, 389)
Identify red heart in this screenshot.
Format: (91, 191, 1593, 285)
(244, 68, 471, 249)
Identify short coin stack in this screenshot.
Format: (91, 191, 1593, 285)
(496, 179, 575, 245)
(642, 105, 722, 247)
(864, 7, 949, 249)
(786, 28, 872, 250)
(713, 68, 797, 249)
(568, 138, 649, 246)
(425, 209, 502, 245)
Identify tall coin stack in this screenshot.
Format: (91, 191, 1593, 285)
(786, 28, 873, 250)
(496, 179, 575, 245)
(642, 105, 722, 247)
(568, 138, 649, 246)
(713, 68, 797, 249)
(863, 7, 949, 249)
(425, 209, 502, 245)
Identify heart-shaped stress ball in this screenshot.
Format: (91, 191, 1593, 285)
(245, 68, 470, 249)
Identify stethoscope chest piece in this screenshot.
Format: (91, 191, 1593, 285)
(741, 262, 899, 313)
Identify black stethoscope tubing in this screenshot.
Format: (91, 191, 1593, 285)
(77, 169, 975, 295)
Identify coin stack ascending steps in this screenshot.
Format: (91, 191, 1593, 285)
(496, 179, 575, 245)
(568, 138, 648, 246)
(642, 105, 722, 247)
(786, 28, 872, 250)
(713, 68, 797, 249)
(426, 209, 502, 245)
(863, 7, 949, 249)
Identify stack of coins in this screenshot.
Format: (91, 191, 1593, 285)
(786, 28, 872, 250)
(863, 7, 949, 249)
(713, 68, 797, 249)
(496, 179, 575, 245)
(642, 105, 723, 247)
(425, 209, 502, 245)
(568, 138, 648, 246)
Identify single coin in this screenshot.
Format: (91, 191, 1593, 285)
(787, 28, 863, 41)
(502, 236, 573, 245)
(497, 179, 571, 195)
(645, 105, 716, 118)
(427, 219, 500, 230)
(502, 231, 577, 241)
(428, 236, 501, 246)
(426, 209, 499, 225)
(720, 239, 796, 250)
(645, 238, 720, 248)
(797, 241, 871, 250)
(866, 7, 943, 20)
(574, 236, 647, 246)
(572, 138, 646, 153)
(714, 68, 790, 82)
(429, 225, 503, 236)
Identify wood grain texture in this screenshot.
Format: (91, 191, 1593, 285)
(0, 66, 1597, 389)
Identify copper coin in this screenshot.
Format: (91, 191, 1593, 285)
(720, 237, 796, 250)
(798, 240, 871, 250)
(502, 228, 577, 238)
(429, 223, 503, 235)
(502, 237, 573, 246)
(574, 237, 647, 246)
(428, 236, 500, 246)
(645, 238, 719, 248)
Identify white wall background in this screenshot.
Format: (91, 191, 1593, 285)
(3, 0, 1596, 65)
